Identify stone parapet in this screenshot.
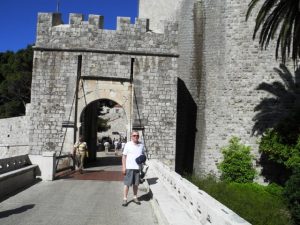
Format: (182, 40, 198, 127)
(147, 159, 251, 225)
(35, 13, 178, 55)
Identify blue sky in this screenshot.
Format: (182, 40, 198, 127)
(0, 0, 138, 52)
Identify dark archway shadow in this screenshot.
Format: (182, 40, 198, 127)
(175, 78, 197, 175)
(252, 64, 300, 184)
(0, 204, 35, 219)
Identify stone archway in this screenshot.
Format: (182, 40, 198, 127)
(75, 79, 132, 162)
(79, 98, 128, 162)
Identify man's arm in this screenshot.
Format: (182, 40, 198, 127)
(122, 155, 127, 175)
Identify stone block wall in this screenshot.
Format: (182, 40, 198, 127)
(30, 13, 178, 166)
(0, 116, 29, 158)
(139, 0, 280, 175)
(133, 56, 178, 167)
(196, 0, 278, 175)
(29, 50, 78, 155)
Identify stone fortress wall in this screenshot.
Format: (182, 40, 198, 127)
(28, 13, 178, 166)
(139, 0, 279, 175)
(0, 0, 283, 177)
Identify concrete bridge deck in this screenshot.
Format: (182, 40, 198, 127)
(0, 153, 251, 225)
(0, 155, 158, 225)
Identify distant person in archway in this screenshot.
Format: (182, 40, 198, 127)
(121, 140, 126, 152)
(73, 135, 88, 174)
(114, 139, 119, 155)
(104, 140, 110, 153)
(122, 131, 145, 206)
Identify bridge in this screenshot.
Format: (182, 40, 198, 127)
(0, 153, 250, 225)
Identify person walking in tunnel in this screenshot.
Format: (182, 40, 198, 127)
(122, 131, 145, 206)
(73, 135, 88, 174)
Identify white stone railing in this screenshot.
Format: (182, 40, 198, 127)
(148, 159, 251, 225)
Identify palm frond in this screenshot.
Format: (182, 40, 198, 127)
(246, 0, 262, 20)
(294, 66, 300, 87)
(256, 81, 287, 97)
(253, 0, 277, 39)
(246, 0, 300, 64)
(274, 64, 295, 90)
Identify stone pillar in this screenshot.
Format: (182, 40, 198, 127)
(29, 151, 56, 181)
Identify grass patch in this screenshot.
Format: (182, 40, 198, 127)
(186, 175, 293, 225)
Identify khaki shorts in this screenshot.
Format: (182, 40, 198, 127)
(124, 169, 140, 186)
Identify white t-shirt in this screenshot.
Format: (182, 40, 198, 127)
(123, 141, 144, 170)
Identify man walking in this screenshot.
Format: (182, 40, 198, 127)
(122, 131, 144, 206)
(73, 135, 88, 174)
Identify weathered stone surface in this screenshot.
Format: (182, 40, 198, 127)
(139, 0, 280, 176)
(27, 13, 179, 168)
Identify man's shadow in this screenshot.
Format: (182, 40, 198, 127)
(138, 177, 158, 202)
(126, 177, 158, 205)
(0, 204, 35, 219)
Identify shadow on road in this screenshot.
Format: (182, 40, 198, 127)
(0, 204, 35, 219)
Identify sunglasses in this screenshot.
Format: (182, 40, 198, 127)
(132, 135, 139, 137)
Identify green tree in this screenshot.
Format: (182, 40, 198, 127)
(246, 0, 300, 64)
(284, 168, 300, 224)
(97, 117, 111, 132)
(260, 130, 300, 170)
(218, 137, 256, 183)
(0, 45, 33, 118)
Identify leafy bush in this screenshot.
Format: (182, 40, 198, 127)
(285, 169, 300, 224)
(218, 137, 256, 183)
(187, 175, 293, 225)
(259, 130, 300, 184)
(260, 130, 300, 170)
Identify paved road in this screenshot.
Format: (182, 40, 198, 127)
(0, 155, 158, 225)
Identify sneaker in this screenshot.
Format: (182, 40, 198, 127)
(133, 197, 141, 205)
(122, 199, 128, 207)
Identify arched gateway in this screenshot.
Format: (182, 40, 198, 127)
(27, 13, 183, 177)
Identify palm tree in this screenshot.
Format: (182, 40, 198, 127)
(252, 64, 300, 143)
(246, 0, 300, 64)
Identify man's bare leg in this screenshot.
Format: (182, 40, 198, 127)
(122, 185, 129, 206)
(123, 185, 129, 199)
(133, 185, 141, 204)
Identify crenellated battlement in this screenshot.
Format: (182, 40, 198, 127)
(37, 13, 152, 31)
(35, 13, 178, 55)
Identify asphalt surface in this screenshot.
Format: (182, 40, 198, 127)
(0, 154, 158, 225)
